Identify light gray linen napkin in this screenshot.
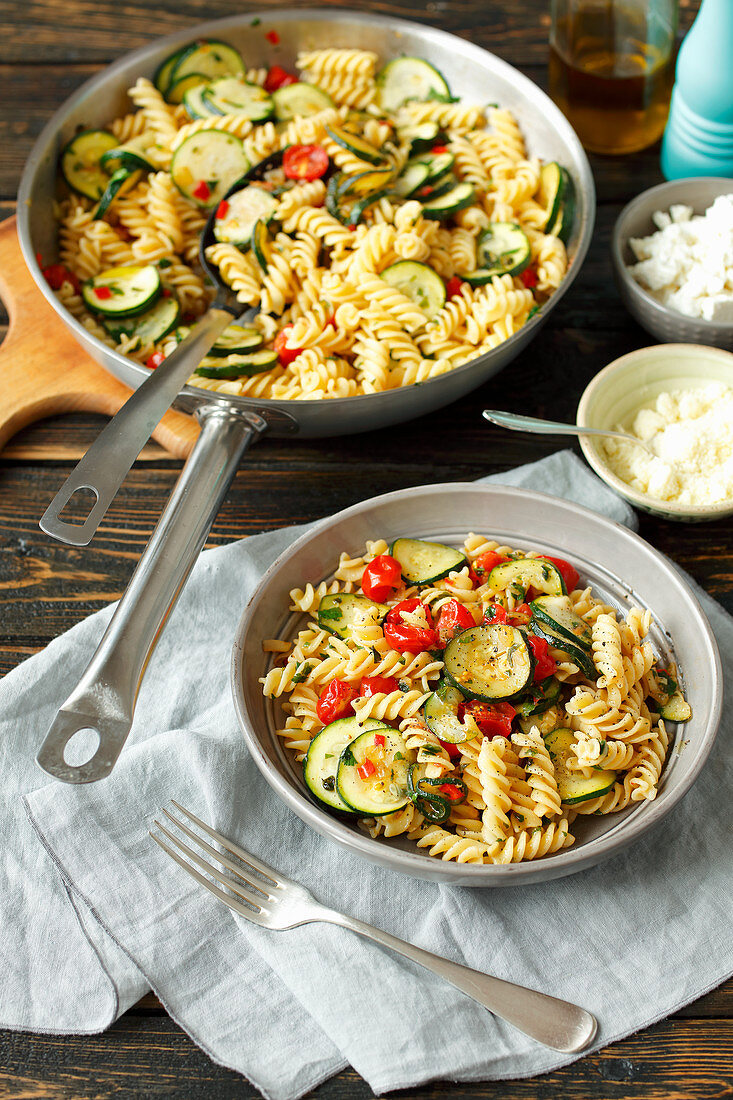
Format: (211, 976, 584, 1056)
(2, 451, 730, 1099)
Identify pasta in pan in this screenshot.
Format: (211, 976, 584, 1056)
(260, 533, 691, 865)
(49, 41, 573, 400)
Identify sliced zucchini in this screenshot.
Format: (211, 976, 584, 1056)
(170, 130, 251, 208)
(545, 727, 616, 805)
(380, 261, 446, 320)
(203, 78, 274, 122)
(443, 623, 534, 702)
(530, 621, 597, 680)
(209, 323, 263, 357)
(325, 124, 384, 166)
(389, 537, 467, 584)
(60, 129, 119, 201)
(393, 160, 431, 198)
(317, 592, 389, 641)
(194, 349, 278, 379)
(530, 594, 592, 649)
(475, 222, 532, 278)
(421, 151, 455, 182)
(337, 164, 395, 197)
(166, 71, 209, 106)
(183, 83, 217, 120)
(336, 727, 411, 815)
(326, 173, 390, 226)
(659, 691, 692, 722)
(93, 167, 143, 219)
(488, 558, 566, 598)
(273, 82, 334, 120)
(82, 264, 161, 318)
(398, 120, 441, 150)
(537, 162, 565, 232)
(376, 57, 451, 112)
(250, 218, 271, 273)
(513, 675, 562, 718)
(424, 678, 471, 744)
(103, 293, 180, 343)
(421, 181, 475, 219)
(100, 132, 159, 173)
(170, 40, 245, 85)
(154, 44, 190, 95)
(549, 173, 576, 244)
(304, 717, 388, 813)
(212, 185, 277, 247)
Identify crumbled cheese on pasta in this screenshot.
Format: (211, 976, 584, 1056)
(627, 195, 733, 321)
(601, 382, 733, 505)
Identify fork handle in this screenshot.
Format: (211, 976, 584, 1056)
(316, 906, 597, 1053)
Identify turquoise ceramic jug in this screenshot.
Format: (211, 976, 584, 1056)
(662, 0, 733, 178)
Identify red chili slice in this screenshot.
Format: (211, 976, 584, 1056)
(146, 350, 165, 370)
(192, 180, 211, 202)
(445, 275, 464, 300)
(274, 326, 302, 366)
(93, 285, 112, 300)
(283, 144, 329, 181)
(216, 200, 230, 219)
(357, 758, 376, 780)
(265, 29, 280, 44)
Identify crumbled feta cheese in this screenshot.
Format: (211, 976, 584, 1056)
(627, 195, 733, 320)
(601, 382, 733, 506)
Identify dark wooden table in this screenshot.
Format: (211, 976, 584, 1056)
(2, 0, 731, 1096)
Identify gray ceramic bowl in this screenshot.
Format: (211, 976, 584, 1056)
(231, 483, 721, 886)
(577, 343, 733, 522)
(612, 177, 733, 348)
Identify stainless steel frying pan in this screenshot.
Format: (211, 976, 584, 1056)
(17, 9, 595, 783)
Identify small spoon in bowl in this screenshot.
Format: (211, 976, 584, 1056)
(482, 409, 664, 464)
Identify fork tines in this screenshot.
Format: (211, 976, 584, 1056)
(150, 801, 279, 922)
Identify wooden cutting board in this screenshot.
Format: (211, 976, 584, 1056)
(0, 217, 199, 458)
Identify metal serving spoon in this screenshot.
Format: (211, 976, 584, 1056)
(482, 409, 664, 463)
(39, 153, 284, 547)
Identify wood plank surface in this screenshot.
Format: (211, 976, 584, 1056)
(0, 0, 729, 1097)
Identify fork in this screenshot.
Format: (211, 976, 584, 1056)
(150, 802, 598, 1053)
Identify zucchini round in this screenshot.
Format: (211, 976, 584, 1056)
(203, 78, 274, 121)
(82, 265, 161, 318)
(154, 44, 190, 95)
(530, 594, 591, 648)
(100, 133, 158, 173)
(530, 621, 597, 681)
(658, 692, 692, 723)
(60, 129, 118, 201)
(336, 727, 411, 815)
(273, 82, 334, 120)
(209, 324, 263, 357)
(183, 83, 216, 120)
(380, 261, 446, 320)
(325, 124, 384, 166)
(170, 40, 245, 86)
(420, 181, 475, 219)
(424, 678, 470, 744)
(544, 727, 616, 805)
(170, 130, 251, 208)
(213, 185, 278, 247)
(304, 717, 387, 813)
(194, 349, 278, 379)
(389, 537, 467, 584)
(443, 623, 534, 702)
(103, 293, 180, 344)
(94, 167, 142, 219)
(166, 72, 209, 106)
(376, 57, 451, 112)
(487, 558, 566, 598)
(538, 162, 565, 232)
(317, 593, 389, 641)
(475, 222, 532, 278)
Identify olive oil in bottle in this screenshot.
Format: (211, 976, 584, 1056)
(549, 1, 677, 155)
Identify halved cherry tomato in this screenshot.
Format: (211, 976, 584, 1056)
(542, 555, 580, 593)
(146, 350, 165, 370)
(445, 275, 464, 300)
(316, 678, 358, 724)
(283, 144, 329, 181)
(192, 180, 211, 202)
(264, 64, 297, 91)
(383, 598, 437, 653)
(361, 554, 402, 602)
(438, 737, 462, 760)
(274, 326, 302, 366)
(484, 602, 507, 624)
(520, 266, 538, 288)
(357, 757, 376, 780)
(435, 599, 475, 647)
(360, 675, 399, 698)
(527, 634, 556, 681)
(42, 263, 80, 292)
(464, 699, 515, 738)
(472, 550, 507, 582)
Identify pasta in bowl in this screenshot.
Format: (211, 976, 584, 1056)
(48, 35, 575, 401)
(232, 484, 721, 885)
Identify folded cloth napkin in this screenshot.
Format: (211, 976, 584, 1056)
(2, 451, 731, 1099)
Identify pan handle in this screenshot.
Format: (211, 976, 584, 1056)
(39, 305, 236, 548)
(36, 404, 265, 784)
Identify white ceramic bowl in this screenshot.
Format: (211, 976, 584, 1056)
(577, 343, 733, 522)
(612, 177, 733, 349)
(231, 483, 721, 886)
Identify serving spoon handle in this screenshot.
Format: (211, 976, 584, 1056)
(482, 409, 657, 459)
